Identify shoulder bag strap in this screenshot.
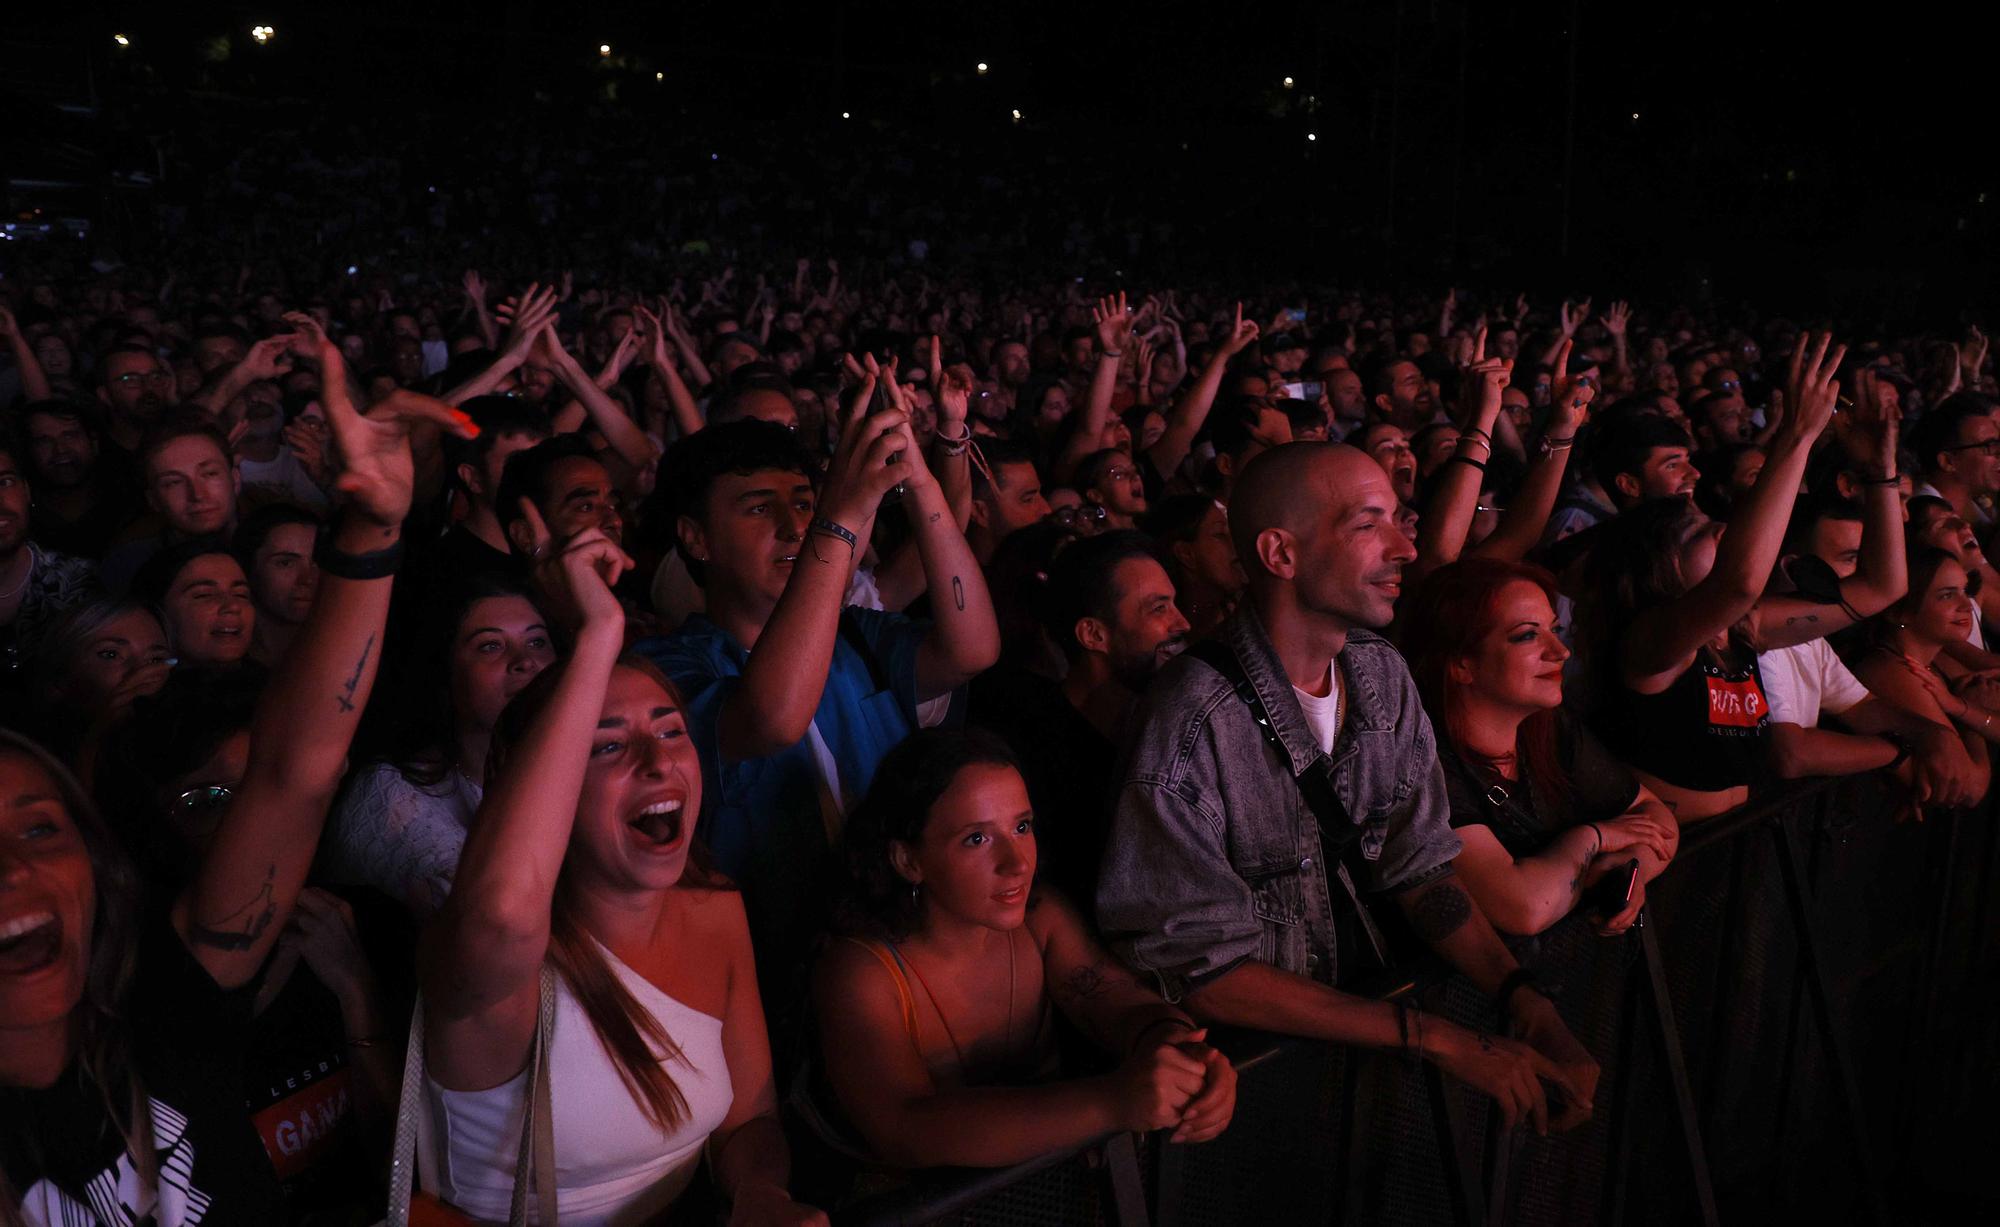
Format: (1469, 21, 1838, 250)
(1186, 638, 1389, 970)
(383, 994, 430, 1227)
(509, 964, 560, 1227)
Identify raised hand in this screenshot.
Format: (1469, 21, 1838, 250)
(1961, 326, 1989, 381)
(1603, 300, 1631, 338)
(1548, 338, 1596, 436)
(1782, 331, 1846, 444)
(1557, 298, 1587, 338)
(1217, 302, 1260, 357)
(239, 335, 297, 382)
(823, 361, 922, 530)
(1842, 366, 1897, 475)
(498, 283, 562, 362)
(284, 417, 334, 489)
(462, 269, 488, 304)
(517, 507, 632, 633)
(1093, 291, 1135, 355)
(328, 387, 476, 528)
(280, 311, 337, 362)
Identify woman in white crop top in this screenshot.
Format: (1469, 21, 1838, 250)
(417, 530, 824, 1226)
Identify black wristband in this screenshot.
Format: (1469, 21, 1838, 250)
(1450, 453, 1487, 473)
(1495, 968, 1541, 1018)
(809, 516, 858, 550)
(1860, 473, 1901, 487)
(1883, 734, 1912, 771)
(316, 536, 404, 580)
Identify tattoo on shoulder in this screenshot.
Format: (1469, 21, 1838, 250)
(1407, 881, 1474, 943)
(336, 633, 377, 713)
(188, 864, 279, 951)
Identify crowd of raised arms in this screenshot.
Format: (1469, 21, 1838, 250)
(6, 218, 2000, 1227)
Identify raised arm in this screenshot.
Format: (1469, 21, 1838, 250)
(173, 360, 473, 989)
(1622, 333, 1844, 690)
(441, 282, 559, 403)
(1473, 342, 1594, 561)
(422, 527, 628, 1035)
(1740, 368, 1905, 650)
(461, 269, 500, 349)
(1146, 305, 1257, 481)
(540, 321, 663, 474)
(709, 374, 913, 759)
(892, 408, 1001, 700)
(0, 306, 51, 402)
(1414, 334, 1512, 573)
(635, 302, 705, 439)
(1055, 293, 1135, 482)
(188, 335, 295, 422)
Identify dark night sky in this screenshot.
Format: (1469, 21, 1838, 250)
(7, 3, 1998, 318)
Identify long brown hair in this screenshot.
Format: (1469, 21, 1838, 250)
(487, 654, 715, 1133)
(1400, 559, 1573, 821)
(0, 730, 156, 1225)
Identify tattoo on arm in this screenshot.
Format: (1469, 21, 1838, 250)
(1784, 613, 1820, 628)
(952, 576, 966, 611)
(1060, 960, 1120, 1002)
(1406, 880, 1475, 944)
(188, 865, 279, 951)
(336, 633, 377, 713)
(928, 510, 942, 525)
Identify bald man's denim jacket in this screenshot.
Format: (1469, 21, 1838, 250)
(1096, 608, 1461, 1001)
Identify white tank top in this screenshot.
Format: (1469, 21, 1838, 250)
(423, 944, 734, 1225)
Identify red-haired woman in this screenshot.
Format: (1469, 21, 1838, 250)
(418, 526, 822, 1226)
(1402, 558, 1679, 936)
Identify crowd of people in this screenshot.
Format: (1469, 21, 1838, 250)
(3, 192, 1998, 1224)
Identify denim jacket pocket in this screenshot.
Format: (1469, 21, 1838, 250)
(1245, 861, 1310, 972)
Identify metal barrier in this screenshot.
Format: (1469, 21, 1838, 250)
(817, 772, 2000, 1225)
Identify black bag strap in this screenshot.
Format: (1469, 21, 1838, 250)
(1187, 638, 1389, 971)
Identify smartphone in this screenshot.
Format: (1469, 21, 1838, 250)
(1281, 381, 1325, 402)
(1583, 858, 1640, 918)
(1284, 307, 1307, 324)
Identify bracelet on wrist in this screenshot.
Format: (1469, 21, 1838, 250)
(1884, 735, 1912, 771)
(1449, 454, 1488, 472)
(316, 536, 404, 581)
(808, 516, 858, 551)
(1100, 348, 1124, 359)
(1860, 472, 1901, 487)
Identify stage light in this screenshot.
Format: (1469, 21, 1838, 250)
(977, 62, 989, 74)
(1283, 76, 1295, 88)
(841, 111, 851, 119)
(250, 25, 274, 44)
(1307, 132, 1317, 141)
(655, 71, 664, 81)
(1011, 109, 1022, 122)
(112, 33, 130, 47)
(599, 43, 612, 57)
(1631, 111, 1640, 120)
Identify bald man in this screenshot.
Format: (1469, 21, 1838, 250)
(1098, 442, 1600, 1134)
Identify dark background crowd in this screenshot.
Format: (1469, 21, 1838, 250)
(3, 7, 2000, 1227)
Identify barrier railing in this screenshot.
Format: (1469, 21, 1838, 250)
(820, 771, 1998, 1225)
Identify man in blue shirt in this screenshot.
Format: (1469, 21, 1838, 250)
(637, 398, 999, 1007)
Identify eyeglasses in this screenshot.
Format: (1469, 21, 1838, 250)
(1715, 379, 1742, 392)
(1944, 439, 2000, 457)
(1052, 504, 1108, 529)
(111, 371, 173, 387)
(173, 784, 233, 817)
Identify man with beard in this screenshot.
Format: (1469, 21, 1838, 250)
(966, 439, 1052, 566)
(973, 531, 1190, 904)
(95, 345, 178, 457)
(989, 339, 1032, 418)
(1099, 443, 1600, 1137)
(1367, 356, 1438, 432)
(20, 399, 142, 558)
